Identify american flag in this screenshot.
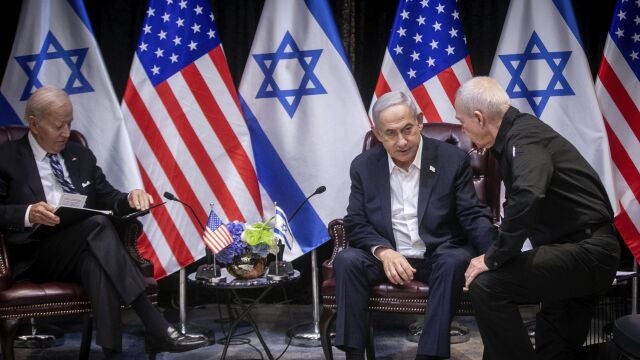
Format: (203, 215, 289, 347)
(121, 0, 262, 278)
(372, 0, 473, 122)
(203, 209, 233, 254)
(595, 0, 640, 262)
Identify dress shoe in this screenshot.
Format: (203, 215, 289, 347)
(145, 326, 209, 353)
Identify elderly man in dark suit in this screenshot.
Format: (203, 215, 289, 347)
(0, 86, 207, 359)
(334, 91, 497, 360)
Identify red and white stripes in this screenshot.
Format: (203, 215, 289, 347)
(596, 34, 640, 262)
(122, 47, 262, 278)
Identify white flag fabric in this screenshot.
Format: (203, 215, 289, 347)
(239, 0, 370, 261)
(122, 0, 262, 278)
(489, 0, 616, 207)
(0, 0, 141, 192)
(595, 0, 640, 262)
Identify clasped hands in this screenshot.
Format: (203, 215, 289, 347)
(28, 189, 153, 226)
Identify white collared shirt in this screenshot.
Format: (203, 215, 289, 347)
(24, 133, 71, 226)
(386, 137, 426, 258)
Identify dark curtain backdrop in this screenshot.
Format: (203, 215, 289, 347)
(1, 0, 616, 109)
(0, 0, 618, 302)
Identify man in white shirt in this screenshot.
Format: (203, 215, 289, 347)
(334, 91, 496, 360)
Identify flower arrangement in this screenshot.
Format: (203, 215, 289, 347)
(217, 220, 279, 265)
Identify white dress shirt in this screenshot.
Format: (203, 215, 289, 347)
(23, 132, 71, 226)
(373, 138, 426, 259)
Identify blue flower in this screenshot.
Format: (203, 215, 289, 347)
(217, 222, 247, 264)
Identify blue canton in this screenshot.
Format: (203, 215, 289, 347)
(388, 0, 469, 89)
(610, 0, 640, 79)
(207, 210, 224, 231)
(15, 31, 93, 101)
(137, 0, 220, 86)
(499, 32, 574, 117)
(253, 31, 327, 118)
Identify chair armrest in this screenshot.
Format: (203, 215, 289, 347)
(322, 219, 349, 281)
(112, 218, 152, 267)
(0, 233, 11, 291)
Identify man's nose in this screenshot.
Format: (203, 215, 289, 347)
(397, 134, 408, 146)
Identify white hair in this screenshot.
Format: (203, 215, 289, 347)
(25, 86, 70, 120)
(455, 76, 510, 120)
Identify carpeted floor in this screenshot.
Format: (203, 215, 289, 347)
(10, 303, 487, 360)
(8, 302, 619, 359)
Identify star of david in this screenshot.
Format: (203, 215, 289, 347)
(15, 31, 93, 101)
(499, 31, 574, 117)
(253, 31, 326, 118)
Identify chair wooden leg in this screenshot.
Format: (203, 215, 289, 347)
(79, 314, 93, 360)
(0, 318, 20, 360)
(320, 307, 336, 360)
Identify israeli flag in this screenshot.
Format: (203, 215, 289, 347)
(273, 205, 295, 251)
(0, 0, 141, 191)
(239, 0, 370, 261)
(490, 0, 616, 206)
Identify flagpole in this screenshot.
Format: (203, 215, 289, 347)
(286, 249, 321, 346)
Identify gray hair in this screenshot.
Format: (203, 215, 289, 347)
(455, 76, 510, 120)
(25, 86, 70, 120)
(371, 91, 418, 127)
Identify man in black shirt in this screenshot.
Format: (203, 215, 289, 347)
(456, 77, 620, 360)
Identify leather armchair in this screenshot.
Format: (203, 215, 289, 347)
(319, 123, 501, 359)
(0, 125, 158, 360)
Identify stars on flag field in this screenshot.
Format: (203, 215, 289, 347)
(389, 1, 470, 88)
(136, 0, 220, 85)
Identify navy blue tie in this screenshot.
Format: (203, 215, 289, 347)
(47, 153, 77, 194)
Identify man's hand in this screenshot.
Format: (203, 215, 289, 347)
(465, 254, 489, 288)
(375, 247, 416, 285)
(127, 189, 153, 210)
(28, 202, 59, 226)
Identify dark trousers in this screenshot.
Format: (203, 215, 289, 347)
(29, 215, 147, 351)
(334, 242, 475, 358)
(469, 228, 620, 360)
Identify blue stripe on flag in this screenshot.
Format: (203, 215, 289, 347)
(552, 0, 583, 48)
(0, 93, 22, 125)
(304, 0, 350, 68)
(67, 0, 94, 34)
(240, 96, 329, 253)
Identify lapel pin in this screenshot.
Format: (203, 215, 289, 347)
(82, 181, 91, 188)
(429, 165, 436, 173)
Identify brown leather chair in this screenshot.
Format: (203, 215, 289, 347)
(320, 123, 502, 359)
(0, 125, 158, 360)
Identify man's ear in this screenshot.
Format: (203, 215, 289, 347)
(372, 126, 383, 142)
(27, 116, 38, 133)
(417, 112, 424, 125)
(474, 110, 485, 128)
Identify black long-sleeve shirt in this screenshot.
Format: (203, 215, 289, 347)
(484, 107, 613, 270)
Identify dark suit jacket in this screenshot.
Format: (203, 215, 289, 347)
(344, 135, 495, 256)
(0, 134, 133, 277)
